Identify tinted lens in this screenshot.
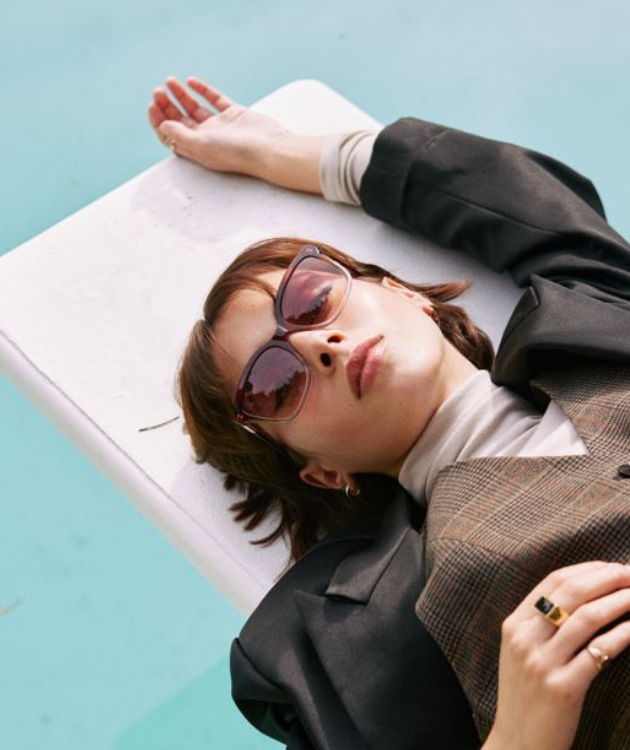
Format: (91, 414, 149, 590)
(280, 256, 348, 327)
(241, 346, 308, 420)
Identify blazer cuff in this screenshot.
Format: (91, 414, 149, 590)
(359, 117, 447, 225)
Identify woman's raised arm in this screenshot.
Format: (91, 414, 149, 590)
(149, 77, 630, 298)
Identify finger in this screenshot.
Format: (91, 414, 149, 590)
(544, 587, 630, 664)
(551, 563, 630, 614)
(158, 120, 195, 159)
(507, 562, 612, 624)
(186, 76, 237, 112)
(149, 103, 195, 146)
(165, 77, 211, 123)
(148, 102, 168, 142)
(562, 620, 630, 692)
(530, 563, 630, 640)
(153, 87, 184, 121)
(149, 93, 169, 123)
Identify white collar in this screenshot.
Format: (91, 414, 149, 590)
(397, 369, 546, 503)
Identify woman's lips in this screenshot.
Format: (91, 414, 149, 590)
(346, 335, 385, 399)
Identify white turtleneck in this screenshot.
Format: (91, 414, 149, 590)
(319, 129, 383, 205)
(319, 132, 590, 504)
(397, 369, 589, 504)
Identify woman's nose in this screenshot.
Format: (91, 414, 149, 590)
(289, 329, 344, 373)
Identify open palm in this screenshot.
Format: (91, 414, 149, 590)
(147, 76, 290, 177)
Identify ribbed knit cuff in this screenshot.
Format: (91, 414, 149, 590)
(319, 129, 382, 206)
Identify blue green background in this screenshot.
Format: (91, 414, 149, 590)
(1, 1, 629, 748)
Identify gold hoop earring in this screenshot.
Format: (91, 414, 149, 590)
(344, 484, 361, 500)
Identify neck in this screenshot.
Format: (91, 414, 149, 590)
(384, 344, 480, 478)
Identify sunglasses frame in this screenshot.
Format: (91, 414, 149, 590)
(233, 245, 353, 441)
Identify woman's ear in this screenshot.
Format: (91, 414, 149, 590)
(299, 459, 356, 493)
(381, 276, 433, 315)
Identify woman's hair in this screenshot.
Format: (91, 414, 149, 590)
(175, 236, 496, 565)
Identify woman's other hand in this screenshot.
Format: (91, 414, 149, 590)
(147, 76, 325, 195)
(147, 76, 290, 178)
(483, 561, 630, 750)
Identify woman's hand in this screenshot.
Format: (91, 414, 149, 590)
(147, 76, 292, 179)
(147, 76, 326, 195)
(483, 561, 630, 750)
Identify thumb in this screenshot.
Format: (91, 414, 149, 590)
(158, 121, 195, 154)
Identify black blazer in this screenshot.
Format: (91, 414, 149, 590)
(230, 118, 630, 750)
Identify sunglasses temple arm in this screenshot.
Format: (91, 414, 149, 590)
(235, 421, 303, 467)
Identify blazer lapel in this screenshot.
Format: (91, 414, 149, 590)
(494, 275, 630, 403)
(291, 489, 426, 748)
(528, 358, 630, 457)
(323, 486, 424, 602)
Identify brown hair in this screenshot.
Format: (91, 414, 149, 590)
(175, 236, 495, 565)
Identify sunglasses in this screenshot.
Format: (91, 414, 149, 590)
(233, 245, 352, 441)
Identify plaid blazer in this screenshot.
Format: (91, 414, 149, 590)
(415, 358, 630, 749)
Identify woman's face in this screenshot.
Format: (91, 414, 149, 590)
(212, 267, 478, 490)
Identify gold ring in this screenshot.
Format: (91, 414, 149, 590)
(586, 645, 611, 672)
(168, 140, 178, 155)
(534, 596, 570, 627)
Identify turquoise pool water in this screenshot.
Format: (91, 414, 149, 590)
(1, 1, 629, 748)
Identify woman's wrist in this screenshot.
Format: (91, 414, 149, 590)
(258, 132, 327, 196)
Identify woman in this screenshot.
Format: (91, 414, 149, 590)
(148, 78, 630, 749)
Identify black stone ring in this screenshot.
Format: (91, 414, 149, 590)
(534, 596, 570, 627)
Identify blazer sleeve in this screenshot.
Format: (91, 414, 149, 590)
(358, 118, 630, 396)
(230, 638, 316, 750)
(359, 117, 630, 298)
